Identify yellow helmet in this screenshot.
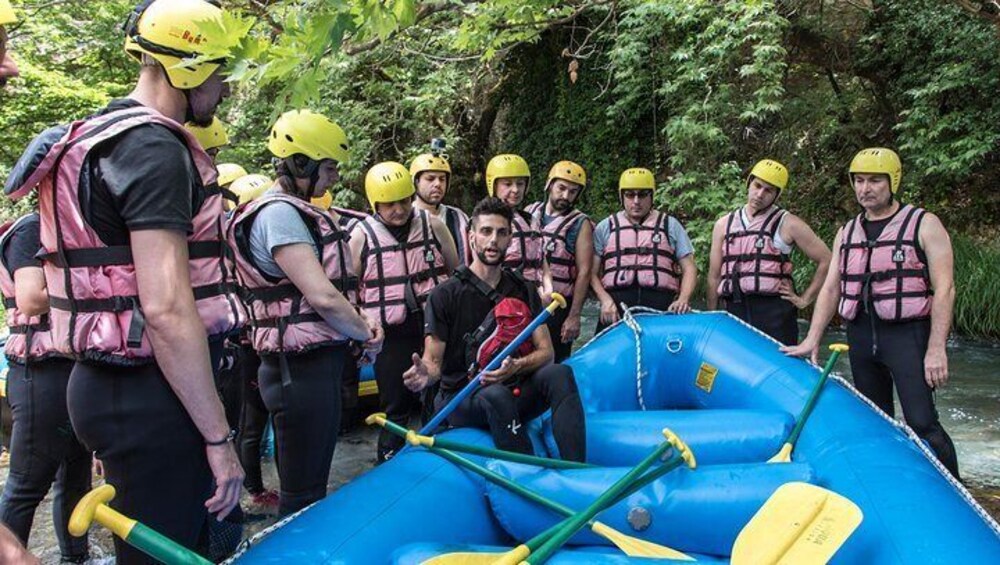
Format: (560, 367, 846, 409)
(365, 162, 413, 211)
(485, 154, 530, 196)
(546, 161, 587, 190)
(619, 168, 655, 191)
(409, 154, 451, 184)
(123, 0, 227, 90)
(311, 191, 333, 210)
(230, 174, 272, 207)
(0, 0, 17, 25)
(186, 118, 229, 151)
(216, 163, 248, 188)
(268, 110, 350, 164)
(849, 148, 902, 193)
(747, 159, 789, 191)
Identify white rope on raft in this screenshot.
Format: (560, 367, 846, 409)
(586, 307, 1000, 540)
(223, 309, 999, 562)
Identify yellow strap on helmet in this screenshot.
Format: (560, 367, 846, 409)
(546, 160, 587, 189)
(849, 148, 902, 193)
(311, 191, 333, 210)
(365, 162, 414, 211)
(619, 168, 655, 191)
(485, 154, 531, 197)
(747, 159, 789, 191)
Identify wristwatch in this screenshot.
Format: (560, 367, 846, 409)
(206, 429, 238, 446)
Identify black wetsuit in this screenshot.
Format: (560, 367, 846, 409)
(844, 213, 959, 478)
(64, 98, 218, 564)
(425, 268, 586, 461)
(0, 215, 90, 561)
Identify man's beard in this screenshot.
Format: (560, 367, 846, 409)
(476, 247, 504, 266)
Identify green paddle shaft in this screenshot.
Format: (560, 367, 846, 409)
(526, 441, 676, 564)
(785, 347, 845, 448)
(432, 436, 594, 470)
(127, 523, 212, 565)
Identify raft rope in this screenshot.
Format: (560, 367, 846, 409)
(620, 305, 648, 411)
(223, 311, 999, 561)
(716, 310, 1000, 540)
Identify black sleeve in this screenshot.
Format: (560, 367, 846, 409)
(2, 217, 42, 274)
(94, 125, 199, 234)
(424, 283, 453, 343)
(526, 283, 542, 317)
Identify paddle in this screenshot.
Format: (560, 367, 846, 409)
(69, 484, 212, 565)
(402, 424, 593, 470)
(769, 343, 849, 463)
(731, 481, 863, 564)
(524, 432, 692, 564)
(427, 481, 862, 565)
(368, 414, 695, 561)
(415, 292, 567, 439)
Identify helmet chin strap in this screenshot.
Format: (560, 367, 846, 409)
(287, 156, 322, 199)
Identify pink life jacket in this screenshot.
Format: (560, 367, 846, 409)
(0, 215, 59, 364)
(600, 211, 680, 292)
(838, 204, 931, 322)
(5, 106, 243, 366)
(718, 206, 792, 298)
(526, 202, 589, 297)
(358, 209, 448, 327)
(441, 204, 471, 265)
(330, 206, 369, 232)
(503, 211, 544, 287)
(227, 193, 357, 355)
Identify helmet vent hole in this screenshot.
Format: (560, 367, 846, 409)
(285, 134, 294, 142)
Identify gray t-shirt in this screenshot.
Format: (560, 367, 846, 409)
(593, 213, 694, 259)
(248, 198, 320, 279)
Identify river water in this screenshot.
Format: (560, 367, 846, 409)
(2, 305, 998, 562)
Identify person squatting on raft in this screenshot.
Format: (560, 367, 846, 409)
(227, 110, 384, 516)
(707, 160, 831, 345)
(784, 148, 959, 479)
(525, 162, 594, 362)
(0, 214, 91, 563)
(402, 197, 586, 461)
(484, 154, 554, 300)
(5, 1, 247, 561)
(350, 162, 460, 462)
(590, 168, 698, 334)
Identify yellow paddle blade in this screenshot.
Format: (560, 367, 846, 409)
(768, 442, 793, 464)
(420, 545, 530, 565)
(732, 482, 862, 565)
(591, 521, 694, 560)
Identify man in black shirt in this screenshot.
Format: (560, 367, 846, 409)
(4, 2, 245, 562)
(403, 198, 586, 460)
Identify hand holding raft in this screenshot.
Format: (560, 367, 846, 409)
(770, 343, 849, 463)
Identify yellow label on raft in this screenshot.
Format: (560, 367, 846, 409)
(695, 362, 718, 393)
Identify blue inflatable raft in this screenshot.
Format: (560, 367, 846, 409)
(228, 312, 999, 563)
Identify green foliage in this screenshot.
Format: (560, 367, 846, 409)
(952, 236, 1000, 339)
(4, 0, 1000, 337)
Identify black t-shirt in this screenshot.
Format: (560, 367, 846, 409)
(424, 268, 542, 390)
(1, 214, 42, 275)
(85, 99, 204, 246)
